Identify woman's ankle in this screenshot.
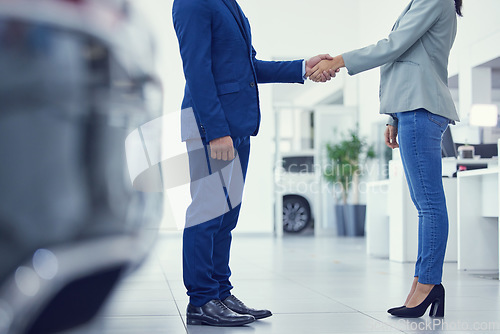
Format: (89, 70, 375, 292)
(404, 277, 420, 305)
(416, 282, 435, 292)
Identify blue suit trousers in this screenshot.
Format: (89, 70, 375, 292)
(183, 136, 250, 307)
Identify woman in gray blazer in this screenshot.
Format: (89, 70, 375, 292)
(308, 0, 463, 318)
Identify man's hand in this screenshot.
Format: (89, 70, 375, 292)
(384, 125, 399, 149)
(306, 54, 337, 82)
(307, 55, 345, 82)
(209, 136, 235, 161)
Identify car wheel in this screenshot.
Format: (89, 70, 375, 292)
(283, 197, 310, 233)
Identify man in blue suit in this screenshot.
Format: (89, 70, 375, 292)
(173, 0, 332, 326)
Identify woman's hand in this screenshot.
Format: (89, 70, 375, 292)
(384, 125, 399, 149)
(307, 55, 345, 82)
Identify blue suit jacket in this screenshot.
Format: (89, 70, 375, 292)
(173, 0, 304, 142)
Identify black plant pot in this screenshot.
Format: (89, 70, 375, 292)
(335, 204, 346, 236)
(336, 204, 366, 237)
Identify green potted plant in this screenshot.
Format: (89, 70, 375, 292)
(323, 127, 376, 236)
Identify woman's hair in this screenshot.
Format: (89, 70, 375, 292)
(455, 0, 463, 16)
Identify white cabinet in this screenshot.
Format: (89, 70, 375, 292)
(457, 167, 500, 272)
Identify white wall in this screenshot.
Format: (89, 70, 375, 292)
(134, 0, 500, 234)
(236, 0, 361, 233)
(453, 1, 500, 120)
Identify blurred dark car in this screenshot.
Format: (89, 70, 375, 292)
(279, 151, 316, 233)
(0, 1, 163, 333)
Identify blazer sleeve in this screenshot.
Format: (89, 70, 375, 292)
(252, 47, 304, 84)
(342, 0, 444, 75)
(172, 0, 231, 142)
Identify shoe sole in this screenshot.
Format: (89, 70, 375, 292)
(254, 313, 273, 320)
(187, 317, 255, 327)
(391, 314, 424, 318)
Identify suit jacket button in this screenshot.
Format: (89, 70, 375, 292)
(250, 82, 255, 87)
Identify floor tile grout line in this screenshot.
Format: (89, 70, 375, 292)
(245, 238, 455, 334)
(152, 249, 189, 334)
(264, 251, 413, 332)
(98, 315, 183, 319)
(250, 266, 408, 334)
(154, 235, 500, 333)
(272, 267, 363, 314)
(356, 310, 408, 334)
(158, 235, 390, 319)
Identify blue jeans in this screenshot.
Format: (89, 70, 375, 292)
(396, 109, 449, 284)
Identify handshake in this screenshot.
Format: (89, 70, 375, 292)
(305, 54, 345, 82)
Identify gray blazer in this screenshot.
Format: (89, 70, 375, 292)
(342, 0, 459, 127)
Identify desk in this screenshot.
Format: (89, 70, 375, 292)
(457, 167, 500, 273)
(366, 154, 497, 264)
(443, 157, 498, 177)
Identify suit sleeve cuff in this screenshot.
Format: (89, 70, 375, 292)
(205, 125, 232, 143)
(386, 116, 398, 128)
(342, 51, 359, 76)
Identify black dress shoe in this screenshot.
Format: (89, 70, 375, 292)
(222, 295, 272, 320)
(391, 284, 445, 318)
(186, 300, 255, 327)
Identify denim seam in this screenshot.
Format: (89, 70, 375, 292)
(412, 112, 437, 284)
(400, 130, 422, 278)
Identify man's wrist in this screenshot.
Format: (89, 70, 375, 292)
(302, 60, 307, 80)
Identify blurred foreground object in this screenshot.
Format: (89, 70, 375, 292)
(0, 0, 163, 333)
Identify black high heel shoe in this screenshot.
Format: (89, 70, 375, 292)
(387, 306, 405, 314)
(390, 284, 445, 318)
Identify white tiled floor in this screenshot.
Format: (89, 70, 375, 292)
(67, 232, 500, 333)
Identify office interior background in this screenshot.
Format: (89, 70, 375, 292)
(133, 0, 500, 332)
(150, 0, 500, 234)
(1, 0, 500, 333)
